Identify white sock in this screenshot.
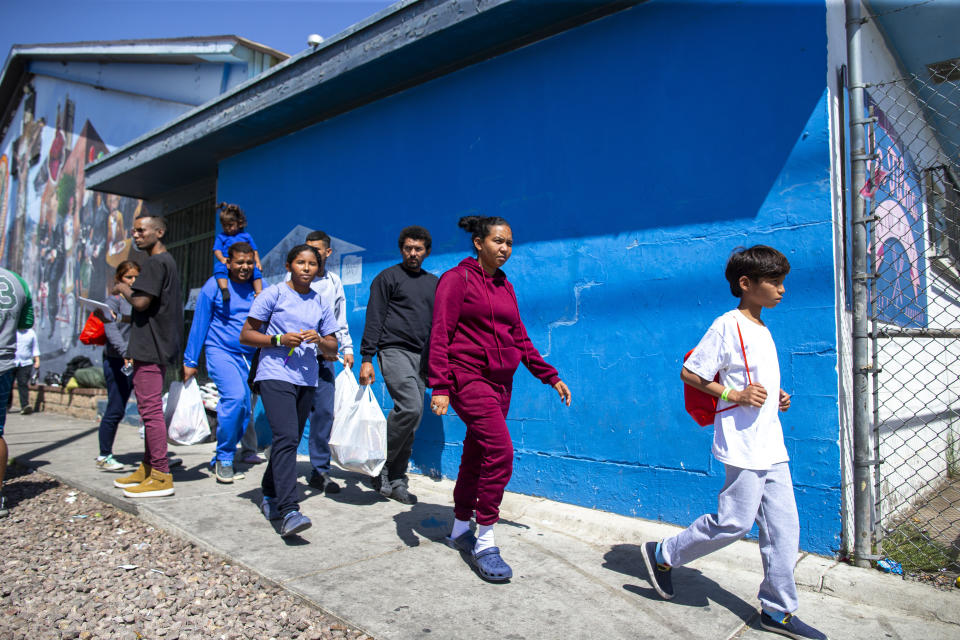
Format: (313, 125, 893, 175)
(474, 524, 495, 553)
(450, 518, 471, 539)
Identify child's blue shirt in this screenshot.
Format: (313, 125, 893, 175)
(214, 230, 258, 255)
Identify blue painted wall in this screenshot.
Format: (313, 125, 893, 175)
(219, 0, 841, 553)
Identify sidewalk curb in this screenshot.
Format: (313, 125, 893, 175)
(410, 474, 960, 625)
(36, 463, 140, 517)
(27, 455, 960, 632)
(29, 462, 377, 639)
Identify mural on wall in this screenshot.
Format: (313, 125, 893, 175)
(258, 224, 365, 285)
(0, 155, 9, 253)
(1, 87, 143, 358)
(866, 92, 928, 328)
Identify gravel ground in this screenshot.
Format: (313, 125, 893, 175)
(0, 464, 374, 640)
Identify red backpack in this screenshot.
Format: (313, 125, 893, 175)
(683, 322, 750, 426)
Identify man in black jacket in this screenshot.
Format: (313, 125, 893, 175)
(359, 226, 437, 504)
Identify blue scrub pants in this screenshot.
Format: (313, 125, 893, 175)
(206, 346, 252, 465)
(307, 360, 336, 476)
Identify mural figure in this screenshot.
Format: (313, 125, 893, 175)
(2, 90, 143, 360)
(0, 155, 9, 256)
(867, 94, 927, 328)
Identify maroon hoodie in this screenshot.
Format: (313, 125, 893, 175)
(428, 257, 560, 395)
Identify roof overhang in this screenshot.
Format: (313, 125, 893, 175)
(0, 36, 288, 147)
(85, 0, 637, 200)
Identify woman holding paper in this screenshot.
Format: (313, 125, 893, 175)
(239, 244, 339, 538)
(95, 261, 138, 472)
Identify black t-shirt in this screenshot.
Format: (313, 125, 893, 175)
(129, 251, 183, 366)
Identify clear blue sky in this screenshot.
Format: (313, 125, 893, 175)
(0, 0, 395, 61)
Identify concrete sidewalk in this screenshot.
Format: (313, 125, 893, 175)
(6, 412, 959, 640)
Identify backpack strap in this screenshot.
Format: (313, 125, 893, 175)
(735, 321, 752, 386)
(714, 321, 751, 415)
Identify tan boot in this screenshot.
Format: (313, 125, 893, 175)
(122, 469, 174, 498)
(114, 462, 150, 488)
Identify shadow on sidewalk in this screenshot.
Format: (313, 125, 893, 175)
(393, 501, 452, 547)
(603, 543, 757, 623)
(13, 425, 98, 470)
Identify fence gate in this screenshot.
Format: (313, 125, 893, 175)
(861, 60, 960, 578)
(164, 197, 216, 378)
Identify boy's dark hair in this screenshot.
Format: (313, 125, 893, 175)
(228, 242, 254, 259)
(458, 216, 510, 254)
(398, 226, 431, 251)
(305, 230, 331, 247)
(217, 202, 247, 229)
(725, 245, 791, 297)
(286, 243, 321, 265)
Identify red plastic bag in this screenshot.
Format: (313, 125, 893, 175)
(79, 312, 107, 346)
(682, 322, 750, 427)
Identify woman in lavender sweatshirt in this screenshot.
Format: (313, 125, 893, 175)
(428, 215, 572, 582)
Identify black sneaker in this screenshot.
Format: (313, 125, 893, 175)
(373, 469, 391, 498)
(0, 493, 7, 518)
(280, 511, 312, 537)
(641, 540, 674, 600)
(760, 612, 828, 640)
(388, 479, 417, 505)
(308, 472, 341, 494)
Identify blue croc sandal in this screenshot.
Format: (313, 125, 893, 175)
(471, 546, 513, 582)
(444, 531, 476, 553)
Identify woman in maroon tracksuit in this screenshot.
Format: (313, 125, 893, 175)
(428, 215, 572, 582)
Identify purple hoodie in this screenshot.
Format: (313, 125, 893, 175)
(428, 257, 560, 395)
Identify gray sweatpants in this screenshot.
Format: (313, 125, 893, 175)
(379, 348, 426, 481)
(661, 462, 800, 614)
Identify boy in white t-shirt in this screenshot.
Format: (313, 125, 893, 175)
(643, 246, 827, 640)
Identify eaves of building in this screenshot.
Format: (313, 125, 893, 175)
(84, 0, 637, 200)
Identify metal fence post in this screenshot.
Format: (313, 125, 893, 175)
(845, 0, 874, 569)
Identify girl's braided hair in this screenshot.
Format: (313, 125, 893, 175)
(217, 202, 247, 229)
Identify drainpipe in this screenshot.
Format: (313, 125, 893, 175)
(846, 0, 875, 569)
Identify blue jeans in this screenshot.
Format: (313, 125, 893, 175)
(307, 360, 336, 476)
(0, 369, 14, 436)
(98, 355, 134, 456)
(206, 346, 252, 465)
(259, 379, 315, 516)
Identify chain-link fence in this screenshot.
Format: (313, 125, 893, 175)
(860, 57, 960, 576)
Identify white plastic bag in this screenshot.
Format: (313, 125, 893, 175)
(333, 366, 360, 416)
(165, 378, 211, 445)
(329, 382, 386, 476)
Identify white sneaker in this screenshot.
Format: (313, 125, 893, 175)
(95, 455, 125, 472)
